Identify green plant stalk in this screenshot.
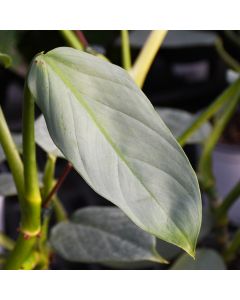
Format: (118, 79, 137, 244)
(198, 87, 240, 193)
(129, 30, 167, 88)
(198, 84, 240, 250)
(4, 234, 36, 269)
(38, 156, 68, 269)
(223, 229, 240, 263)
(5, 85, 42, 270)
(21, 251, 40, 270)
(0, 232, 15, 251)
(215, 181, 240, 221)
(0, 107, 24, 202)
(42, 156, 67, 222)
(22, 85, 42, 235)
(37, 154, 57, 268)
(53, 196, 68, 222)
(121, 30, 132, 70)
(42, 154, 56, 200)
(60, 30, 84, 51)
(215, 38, 240, 72)
(38, 154, 68, 269)
(178, 78, 240, 146)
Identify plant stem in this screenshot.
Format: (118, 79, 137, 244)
(53, 196, 68, 222)
(129, 30, 167, 88)
(0, 107, 24, 202)
(4, 234, 36, 269)
(35, 154, 57, 270)
(0, 232, 15, 251)
(60, 30, 84, 50)
(121, 30, 132, 70)
(42, 154, 56, 200)
(215, 181, 240, 221)
(43, 162, 72, 208)
(22, 84, 42, 236)
(223, 230, 240, 263)
(21, 251, 40, 270)
(5, 84, 42, 270)
(198, 85, 240, 193)
(178, 78, 240, 146)
(198, 85, 240, 250)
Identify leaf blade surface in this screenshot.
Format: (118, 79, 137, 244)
(28, 47, 202, 255)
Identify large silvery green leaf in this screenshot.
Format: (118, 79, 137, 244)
(50, 206, 167, 265)
(27, 47, 201, 256)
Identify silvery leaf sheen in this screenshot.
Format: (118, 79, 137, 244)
(27, 47, 202, 256)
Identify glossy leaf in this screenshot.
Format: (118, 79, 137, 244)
(0, 52, 12, 68)
(50, 206, 167, 264)
(35, 115, 64, 157)
(157, 108, 212, 144)
(28, 47, 202, 256)
(171, 248, 226, 270)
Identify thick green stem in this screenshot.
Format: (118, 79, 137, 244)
(178, 78, 240, 146)
(5, 84, 42, 270)
(129, 30, 167, 88)
(21, 251, 40, 270)
(121, 30, 132, 70)
(60, 30, 84, 50)
(4, 234, 36, 269)
(0, 107, 24, 202)
(215, 181, 240, 221)
(198, 85, 240, 193)
(22, 85, 42, 235)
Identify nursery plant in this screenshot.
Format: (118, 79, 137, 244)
(0, 30, 240, 270)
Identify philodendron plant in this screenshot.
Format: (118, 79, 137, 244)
(0, 30, 239, 270)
